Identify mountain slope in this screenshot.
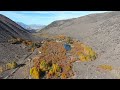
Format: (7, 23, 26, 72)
(39, 11, 120, 78)
(0, 14, 32, 42)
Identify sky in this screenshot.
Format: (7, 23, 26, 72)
(0, 11, 109, 25)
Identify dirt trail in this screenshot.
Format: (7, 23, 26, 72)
(0, 48, 38, 79)
(7, 50, 38, 79)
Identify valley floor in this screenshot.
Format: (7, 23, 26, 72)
(1, 34, 120, 79)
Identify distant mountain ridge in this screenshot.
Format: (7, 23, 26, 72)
(17, 22, 46, 32)
(17, 22, 30, 30)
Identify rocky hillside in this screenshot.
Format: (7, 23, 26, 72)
(0, 14, 32, 42)
(0, 14, 37, 65)
(39, 11, 120, 53)
(39, 11, 120, 78)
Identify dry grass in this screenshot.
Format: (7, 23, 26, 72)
(97, 64, 113, 71)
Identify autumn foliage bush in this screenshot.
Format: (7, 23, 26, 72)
(30, 67, 40, 79)
(30, 40, 74, 79)
(30, 35, 97, 79)
(0, 61, 18, 73)
(70, 41, 97, 62)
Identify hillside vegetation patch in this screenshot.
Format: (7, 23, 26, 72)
(29, 35, 97, 79)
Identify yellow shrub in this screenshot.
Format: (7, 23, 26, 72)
(46, 71, 61, 79)
(55, 72, 61, 78)
(11, 61, 17, 69)
(61, 73, 67, 79)
(83, 46, 97, 60)
(6, 61, 17, 70)
(47, 64, 61, 76)
(85, 56, 91, 61)
(84, 47, 90, 55)
(98, 65, 113, 71)
(89, 50, 96, 57)
(0, 62, 17, 73)
(40, 60, 50, 71)
(47, 68, 56, 78)
(78, 53, 86, 62)
(52, 64, 61, 74)
(30, 67, 40, 79)
(65, 66, 71, 72)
